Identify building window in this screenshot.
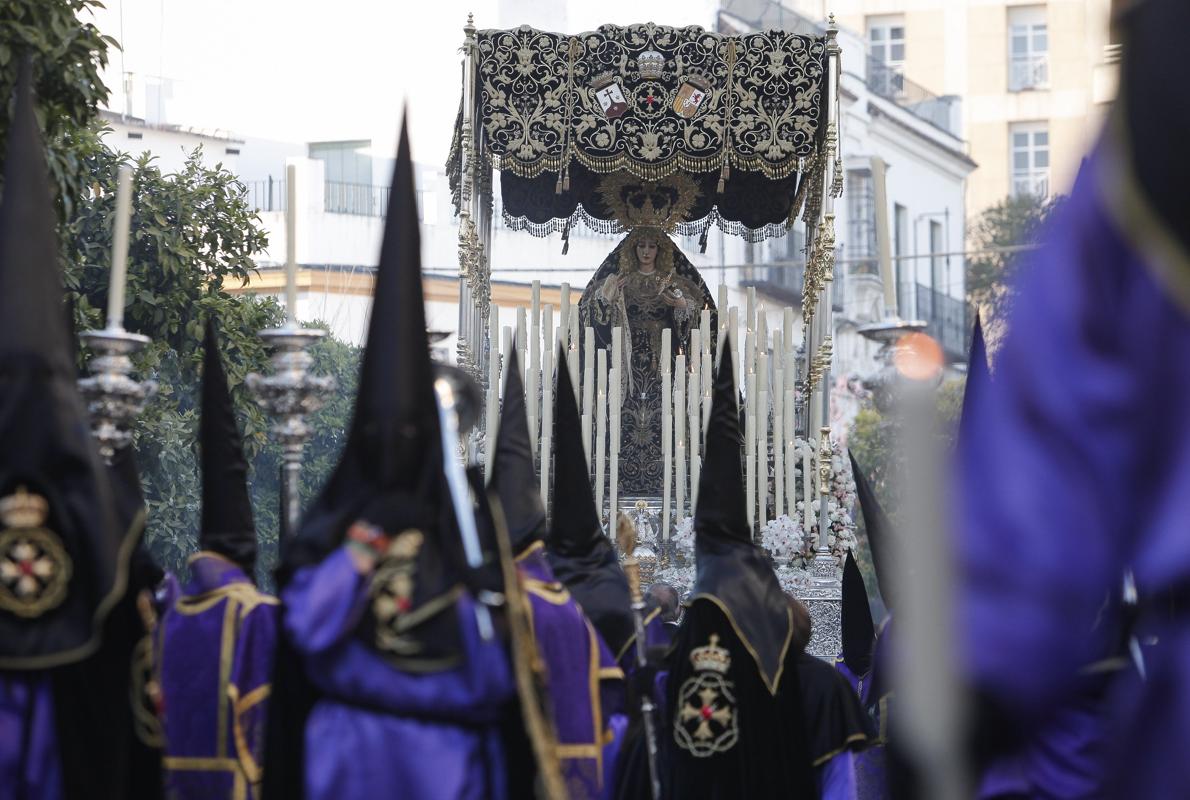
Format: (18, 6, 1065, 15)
(765, 228, 805, 293)
(1008, 7, 1048, 91)
(867, 16, 906, 97)
(1010, 122, 1049, 198)
(894, 203, 909, 313)
(846, 169, 877, 275)
(929, 220, 944, 293)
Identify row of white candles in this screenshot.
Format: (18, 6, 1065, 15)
(483, 282, 823, 538)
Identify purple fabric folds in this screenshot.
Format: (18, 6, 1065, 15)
(0, 673, 61, 800)
(284, 547, 515, 800)
(519, 545, 625, 800)
(158, 553, 278, 800)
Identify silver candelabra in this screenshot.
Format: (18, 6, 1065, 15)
(247, 323, 335, 536)
(77, 327, 158, 464)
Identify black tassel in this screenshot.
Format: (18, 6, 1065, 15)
(699, 226, 709, 254)
(555, 171, 564, 194)
(561, 220, 571, 255)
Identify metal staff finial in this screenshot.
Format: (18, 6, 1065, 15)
(78, 165, 157, 463)
(247, 323, 334, 537)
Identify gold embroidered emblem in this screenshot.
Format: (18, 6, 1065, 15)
(674, 634, 738, 757)
(0, 486, 71, 618)
(591, 72, 629, 119)
(672, 73, 711, 119)
(370, 528, 425, 657)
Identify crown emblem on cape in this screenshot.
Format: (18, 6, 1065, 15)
(0, 487, 49, 530)
(638, 50, 665, 79)
(597, 171, 700, 233)
(591, 71, 620, 91)
(689, 633, 731, 674)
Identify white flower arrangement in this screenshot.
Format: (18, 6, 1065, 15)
(794, 497, 858, 564)
(672, 515, 695, 560)
(760, 514, 804, 564)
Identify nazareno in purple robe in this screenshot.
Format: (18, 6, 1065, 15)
(517, 542, 626, 799)
(157, 553, 278, 800)
(283, 546, 514, 800)
(0, 673, 62, 800)
(954, 144, 1185, 796)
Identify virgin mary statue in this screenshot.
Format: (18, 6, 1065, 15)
(578, 227, 717, 496)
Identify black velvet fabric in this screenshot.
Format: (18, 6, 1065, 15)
(50, 450, 163, 799)
(198, 320, 257, 576)
(1118, 0, 1190, 261)
(0, 59, 137, 668)
(663, 601, 816, 799)
(500, 166, 802, 237)
(850, 452, 895, 611)
(794, 651, 874, 766)
(545, 347, 636, 659)
(841, 551, 876, 677)
(487, 346, 548, 554)
(690, 342, 792, 692)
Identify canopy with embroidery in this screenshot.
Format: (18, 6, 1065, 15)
(449, 22, 833, 242)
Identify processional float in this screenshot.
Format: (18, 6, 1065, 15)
(449, 15, 847, 657)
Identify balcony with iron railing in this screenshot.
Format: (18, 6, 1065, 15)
(243, 177, 391, 217)
(898, 282, 966, 358)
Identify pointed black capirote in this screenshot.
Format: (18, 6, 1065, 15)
(0, 60, 72, 369)
(841, 551, 876, 676)
(694, 335, 748, 544)
(548, 343, 604, 557)
(0, 59, 137, 666)
(959, 314, 989, 440)
(545, 343, 636, 659)
(488, 344, 546, 553)
(200, 320, 257, 575)
(849, 451, 895, 610)
(690, 337, 793, 693)
(287, 113, 453, 572)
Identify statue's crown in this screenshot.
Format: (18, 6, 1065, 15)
(689, 633, 731, 674)
(591, 71, 619, 91)
(597, 171, 700, 233)
(0, 486, 48, 530)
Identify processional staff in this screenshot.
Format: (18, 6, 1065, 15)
(247, 163, 335, 537)
(79, 165, 158, 463)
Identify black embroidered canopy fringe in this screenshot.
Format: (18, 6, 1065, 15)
(449, 22, 830, 242)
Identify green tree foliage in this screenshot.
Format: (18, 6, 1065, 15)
(2, 0, 360, 579)
(966, 193, 1064, 331)
(0, 0, 114, 220)
(66, 146, 359, 578)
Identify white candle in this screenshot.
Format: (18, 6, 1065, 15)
(728, 306, 739, 366)
(582, 327, 595, 470)
(688, 335, 701, 493)
(106, 165, 134, 329)
(528, 283, 541, 455)
(661, 412, 672, 540)
(674, 353, 685, 519)
(569, 315, 580, 391)
(700, 309, 711, 355)
(744, 331, 755, 376)
(582, 412, 592, 470)
(758, 309, 768, 351)
(485, 309, 500, 482)
(609, 366, 620, 525)
(803, 447, 813, 531)
(745, 415, 756, 533)
(757, 388, 768, 531)
(502, 325, 512, 373)
(773, 368, 784, 517)
(559, 282, 570, 351)
(786, 388, 797, 519)
(285, 163, 298, 325)
(746, 287, 756, 336)
(702, 339, 713, 433)
(611, 325, 622, 406)
(540, 343, 553, 506)
(516, 307, 527, 363)
(595, 349, 608, 524)
(717, 284, 728, 319)
(783, 307, 795, 353)
(661, 328, 671, 373)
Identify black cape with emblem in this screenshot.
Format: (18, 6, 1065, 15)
(545, 350, 638, 662)
(263, 118, 482, 799)
(663, 339, 816, 799)
(0, 62, 155, 798)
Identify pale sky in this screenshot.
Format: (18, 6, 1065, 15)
(87, 0, 721, 166)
